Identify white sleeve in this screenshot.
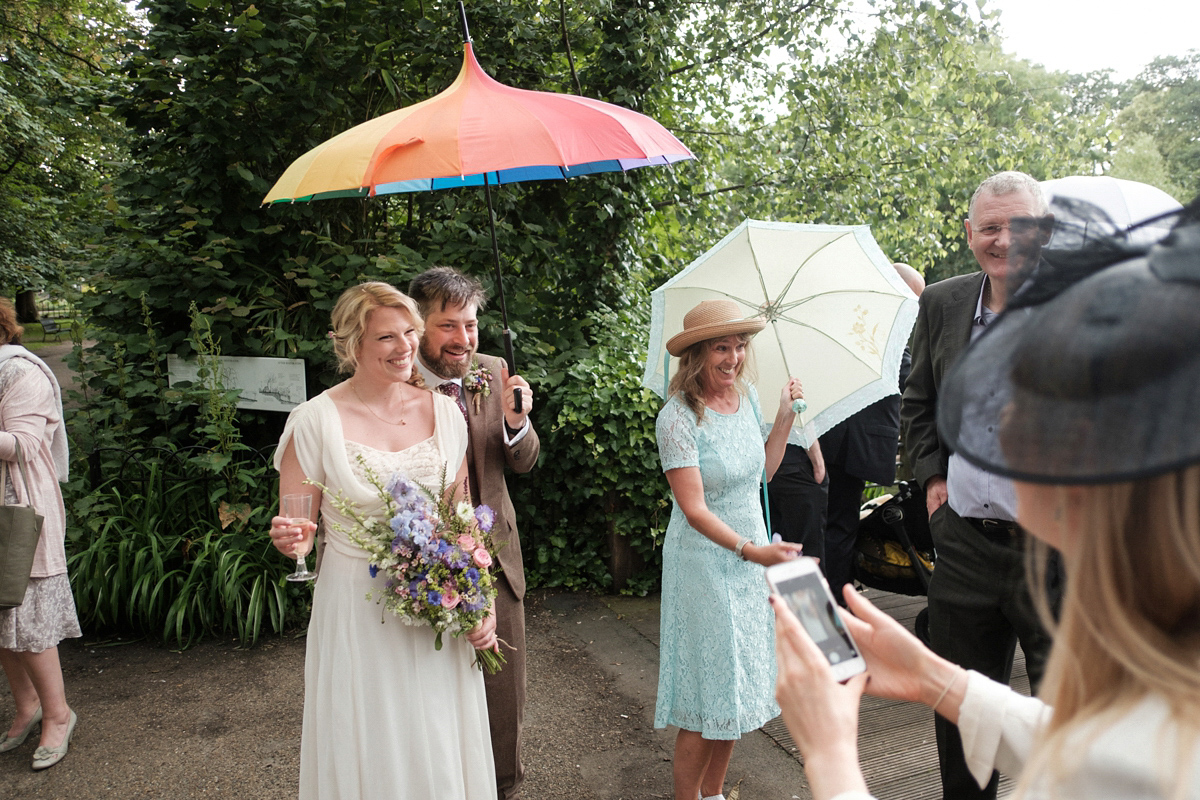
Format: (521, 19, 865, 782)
(273, 396, 330, 487)
(432, 391, 468, 476)
(958, 670, 1052, 788)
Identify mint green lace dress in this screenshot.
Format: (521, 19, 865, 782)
(654, 387, 779, 739)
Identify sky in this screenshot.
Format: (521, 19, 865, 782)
(986, 0, 1200, 79)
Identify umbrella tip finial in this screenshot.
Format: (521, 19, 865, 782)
(458, 1, 471, 43)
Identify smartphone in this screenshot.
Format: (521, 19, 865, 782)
(765, 557, 867, 682)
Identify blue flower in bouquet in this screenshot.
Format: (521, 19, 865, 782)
(327, 459, 505, 674)
(391, 507, 434, 542)
(474, 505, 496, 532)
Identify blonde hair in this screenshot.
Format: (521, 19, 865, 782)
(329, 282, 424, 376)
(1021, 465, 1200, 799)
(667, 333, 757, 423)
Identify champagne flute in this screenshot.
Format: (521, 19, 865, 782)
(282, 493, 317, 582)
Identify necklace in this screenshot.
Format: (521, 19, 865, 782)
(350, 380, 407, 426)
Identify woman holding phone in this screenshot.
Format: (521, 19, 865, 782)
(771, 205, 1200, 800)
(654, 299, 806, 800)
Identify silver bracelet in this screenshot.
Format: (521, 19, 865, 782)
(734, 537, 751, 560)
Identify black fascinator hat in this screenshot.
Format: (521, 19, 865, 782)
(938, 196, 1200, 484)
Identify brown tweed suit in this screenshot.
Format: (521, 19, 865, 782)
(461, 352, 540, 800)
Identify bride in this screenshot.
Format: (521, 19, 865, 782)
(269, 282, 497, 799)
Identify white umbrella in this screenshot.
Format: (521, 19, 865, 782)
(1040, 176, 1183, 246)
(643, 219, 919, 448)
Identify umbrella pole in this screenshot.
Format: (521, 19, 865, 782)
(483, 173, 523, 413)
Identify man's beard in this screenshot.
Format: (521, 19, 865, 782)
(420, 339, 474, 380)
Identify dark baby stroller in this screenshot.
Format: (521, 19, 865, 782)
(853, 480, 935, 597)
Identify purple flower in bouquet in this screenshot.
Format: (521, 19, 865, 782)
(449, 549, 471, 570)
(474, 505, 496, 532)
(387, 474, 424, 505)
(427, 588, 442, 606)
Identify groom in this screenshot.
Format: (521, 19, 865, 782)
(408, 267, 540, 800)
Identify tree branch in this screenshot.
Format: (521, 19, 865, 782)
(669, 0, 825, 77)
(1, 20, 108, 77)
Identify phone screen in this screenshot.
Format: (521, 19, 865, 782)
(774, 571, 860, 666)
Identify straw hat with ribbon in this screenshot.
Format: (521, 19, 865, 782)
(665, 299, 767, 357)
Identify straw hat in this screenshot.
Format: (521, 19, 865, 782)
(665, 299, 767, 357)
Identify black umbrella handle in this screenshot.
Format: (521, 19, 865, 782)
(503, 329, 522, 414)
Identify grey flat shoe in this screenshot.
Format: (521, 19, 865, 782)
(0, 707, 42, 753)
(31, 710, 76, 771)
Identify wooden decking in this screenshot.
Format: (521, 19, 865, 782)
(760, 588, 1028, 800)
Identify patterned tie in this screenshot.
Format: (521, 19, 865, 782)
(437, 381, 469, 424)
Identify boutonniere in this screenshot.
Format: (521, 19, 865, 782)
(463, 360, 492, 414)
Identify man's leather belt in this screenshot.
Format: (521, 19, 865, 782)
(964, 516, 1023, 542)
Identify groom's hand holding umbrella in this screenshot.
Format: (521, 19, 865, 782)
(500, 366, 532, 433)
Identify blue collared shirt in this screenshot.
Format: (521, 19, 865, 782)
(946, 277, 1017, 521)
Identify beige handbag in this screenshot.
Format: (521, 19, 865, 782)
(0, 441, 46, 609)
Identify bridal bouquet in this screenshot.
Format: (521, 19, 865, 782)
(320, 462, 505, 674)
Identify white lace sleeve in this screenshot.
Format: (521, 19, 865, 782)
(656, 398, 699, 471)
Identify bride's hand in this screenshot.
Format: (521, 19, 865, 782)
(466, 605, 498, 651)
(269, 515, 316, 556)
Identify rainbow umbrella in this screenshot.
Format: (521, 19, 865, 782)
(264, 7, 693, 406)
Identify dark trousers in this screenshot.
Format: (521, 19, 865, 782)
(764, 443, 829, 562)
(927, 504, 1053, 800)
(823, 463, 864, 604)
(484, 578, 526, 799)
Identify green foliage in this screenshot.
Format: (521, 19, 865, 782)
(66, 456, 303, 648)
(0, 0, 133, 294)
(513, 307, 670, 593)
(652, 0, 1110, 284)
(1112, 53, 1200, 202)
(1108, 131, 1190, 203)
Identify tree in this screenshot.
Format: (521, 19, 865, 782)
(651, 0, 1109, 284)
(0, 0, 131, 319)
(1111, 52, 1200, 203)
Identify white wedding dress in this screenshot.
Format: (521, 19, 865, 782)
(276, 390, 495, 800)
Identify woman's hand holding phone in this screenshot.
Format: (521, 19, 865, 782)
(765, 557, 866, 681)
